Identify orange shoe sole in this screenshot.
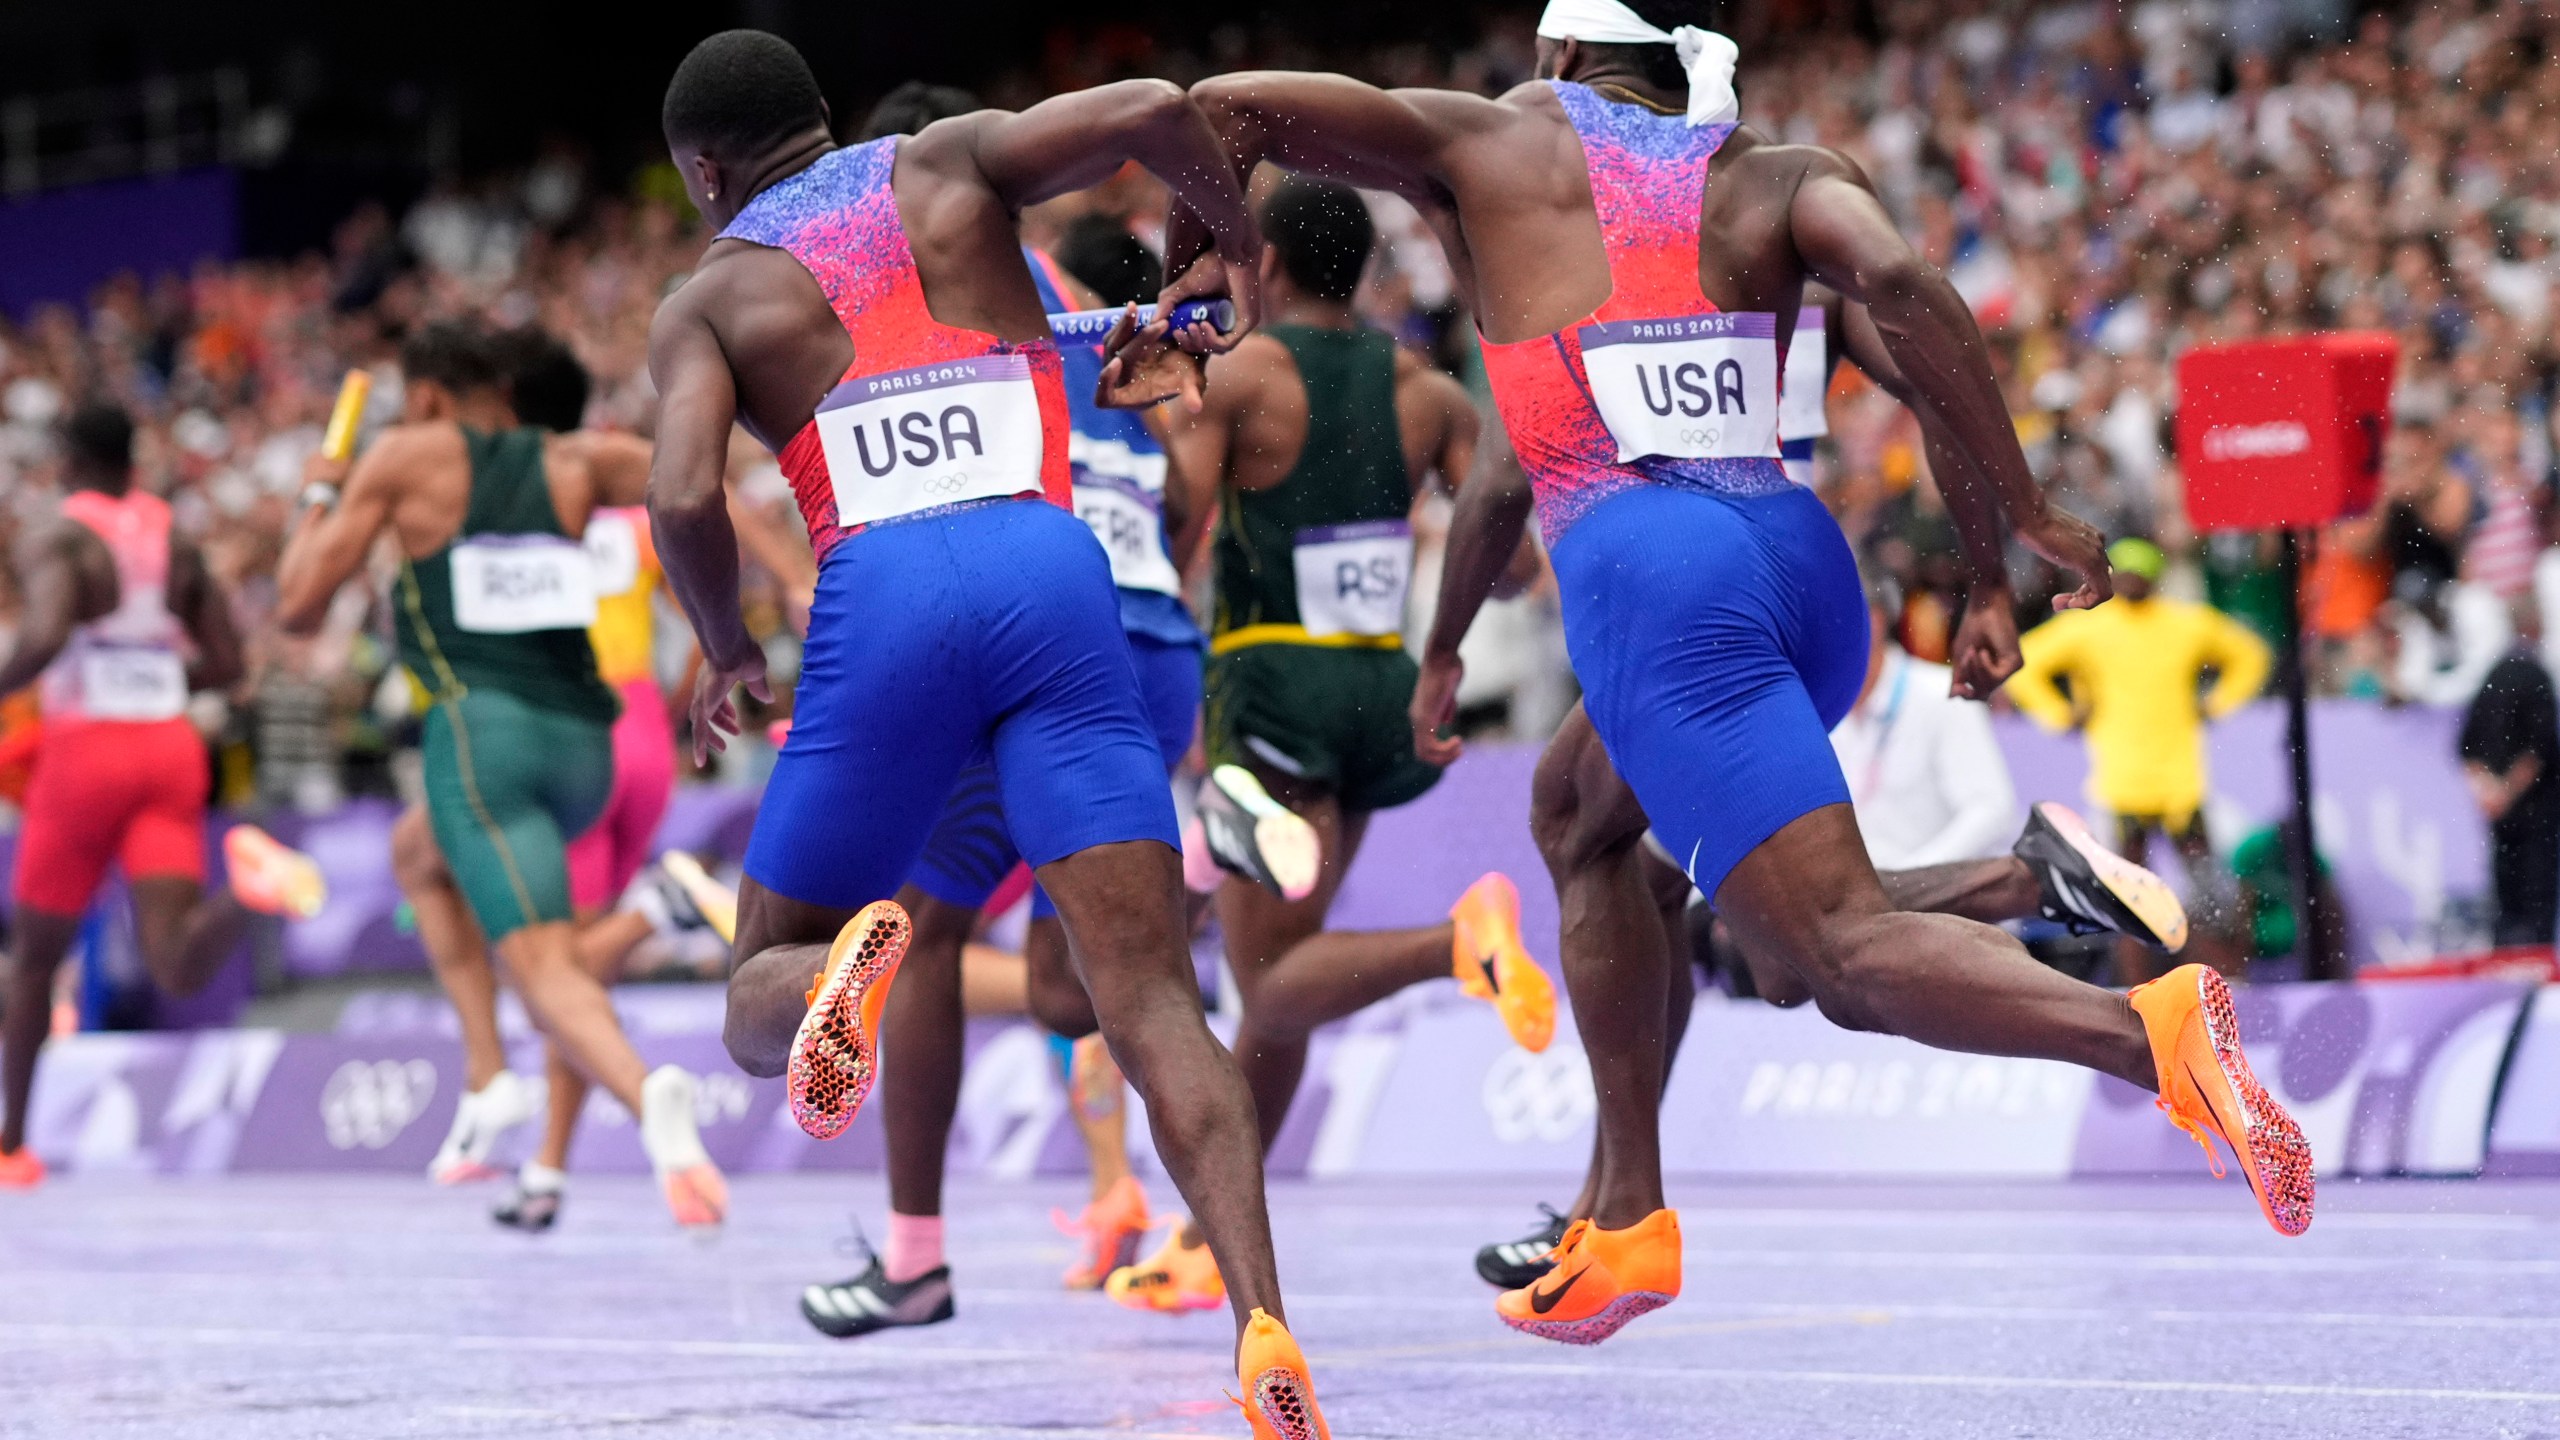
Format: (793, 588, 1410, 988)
(2188, 967, 2315, 1236)
(1500, 1288, 1675, 1346)
(787, 902, 910, 1141)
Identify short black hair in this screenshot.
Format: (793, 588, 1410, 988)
(1262, 176, 1374, 305)
(497, 328, 590, 433)
(400, 320, 501, 396)
(1582, 0, 1730, 91)
(63, 401, 134, 478)
(663, 30, 826, 156)
(858, 81, 981, 141)
(1053, 216, 1163, 309)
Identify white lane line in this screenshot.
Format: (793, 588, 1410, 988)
(1357, 1357, 2560, 1404)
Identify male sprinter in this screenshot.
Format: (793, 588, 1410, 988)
(1477, 293, 2190, 1285)
(1184, 0, 2313, 1346)
(804, 84, 1221, 1331)
(1104, 175, 1555, 1316)
(392, 328, 714, 1229)
(0, 403, 323, 1189)
(275, 321, 726, 1229)
(645, 32, 1326, 1431)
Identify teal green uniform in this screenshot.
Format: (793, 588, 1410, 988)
(396, 427, 617, 939)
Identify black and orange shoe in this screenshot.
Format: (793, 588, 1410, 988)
(1105, 1223, 1226, 1314)
(1451, 873, 1556, 1053)
(0, 1145, 44, 1190)
(1495, 1209, 1681, 1345)
(787, 901, 910, 1141)
(2129, 963, 2314, 1236)
(1233, 1307, 1330, 1440)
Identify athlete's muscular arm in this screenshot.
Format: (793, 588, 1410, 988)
(1835, 301, 2026, 698)
(1411, 422, 1535, 766)
(275, 428, 408, 636)
(646, 291, 770, 762)
(955, 82, 1262, 348)
(1789, 154, 2109, 613)
(169, 539, 243, 692)
(0, 528, 91, 697)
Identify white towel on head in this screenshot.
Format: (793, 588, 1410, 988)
(1534, 0, 1741, 127)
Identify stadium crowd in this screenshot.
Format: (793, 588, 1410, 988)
(0, 0, 2557, 812)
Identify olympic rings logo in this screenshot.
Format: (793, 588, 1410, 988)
(319, 1058, 438, 1150)
(1678, 427, 1723, 448)
(922, 471, 971, 495)
(1480, 1045, 1596, 1143)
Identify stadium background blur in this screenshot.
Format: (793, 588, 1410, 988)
(2, 0, 2557, 979)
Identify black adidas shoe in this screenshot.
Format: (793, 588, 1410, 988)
(1475, 1203, 1570, 1289)
(2014, 802, 2189, 952)
(1199, 765, 1321, 901)
(492, 1181, 563, 1233)
(800, 1258, 956, 1339)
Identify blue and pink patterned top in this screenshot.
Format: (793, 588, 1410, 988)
(1481, 82, 1794, 549)
(718, 140, 1071, 561)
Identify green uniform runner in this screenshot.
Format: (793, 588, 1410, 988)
(396, 426, 618, 938)
(1207, 325, 1440, 813)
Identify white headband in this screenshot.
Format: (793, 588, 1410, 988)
(1535, 0, 1740, 127)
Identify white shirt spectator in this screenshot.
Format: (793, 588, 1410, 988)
(1829, 648, 2020, 870)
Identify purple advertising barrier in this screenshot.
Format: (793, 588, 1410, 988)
(0, 169, 238, 318)
(1656, 999, 2092, 1178)
(1997, 700, 2489, 968)
(2072, 978, 2530, 1178)
(2486, 986, 2560, 1176)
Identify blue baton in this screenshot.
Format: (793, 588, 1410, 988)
(1045, 300, 1234, 342)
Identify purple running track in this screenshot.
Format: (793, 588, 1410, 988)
(7, 1174, 2558, 1437)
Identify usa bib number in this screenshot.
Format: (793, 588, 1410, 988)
(79, 644, 187, 721)
(1293, 520, 1411, 638)
(1071, 432, 1179, 596)
(815, 355, 1045, 528)
(1577, 313, 1781, 464)
(451, 535, 598, 634)
(583, 510, 642, 595)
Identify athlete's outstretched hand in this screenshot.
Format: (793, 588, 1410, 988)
(1095, 306, 1206, 412)
(1946, 586, 2023, 701)
(1410, 651, 1466, 767)
(689, 648, 773, 767)
(2018, 506, 2114, 612)
(1160, 247, 1260, 353)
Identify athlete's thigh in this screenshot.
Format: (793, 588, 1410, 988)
(422, 699, 578, 942)
(908, 762, 1025, 911)
(14, 727, 140, 915)
(970, 505, 1178, 870)
(1531, 700, 1652, 871)
(118, 720, 209, 889)
(745, 524, 986, 909)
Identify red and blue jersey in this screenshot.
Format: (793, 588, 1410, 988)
(1481, 82, 1793, 549)
(718, 140, 1072, 562)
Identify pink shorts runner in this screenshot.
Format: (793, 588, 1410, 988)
(567, 679, 677, 913)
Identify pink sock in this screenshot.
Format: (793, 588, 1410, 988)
(884, 1212, 945, 1283)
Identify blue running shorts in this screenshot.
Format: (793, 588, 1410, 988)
(908, 630, 1200, 920)
(1549, 483, 1868, 904)
(744, 498, 1181, 910)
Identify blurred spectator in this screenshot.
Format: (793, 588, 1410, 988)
(2008, 538, 2270, 980)
(1829, 572, 2020, 869)
(2228, 817, 2348, 979)
(2459, 597, 2560, 947)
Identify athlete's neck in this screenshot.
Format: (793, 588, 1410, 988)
(735, 131, 840, 213)
(1269, 295, 1359, 330)
(67, 475, 130, 498)
(1561, 63, 1685, 116)
(452, 393, 517, 432)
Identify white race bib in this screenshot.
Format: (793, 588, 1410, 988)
(1071, 431, 1180, 596)
(1780, 304, 1830, 444)
(814, 354, 1045, 528)
(1293, 520, 1412, 638)
(583, 510, 643, 595)
(79, 644, 187, 721)
(1577, 312, 1782, 464)
(450, 535, 599, 634)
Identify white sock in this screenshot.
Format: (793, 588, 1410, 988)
(518, 1162, 567, 1196)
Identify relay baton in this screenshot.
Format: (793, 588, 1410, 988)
(320, 369, 372, 462)
(1044, 299, 1234, 343)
